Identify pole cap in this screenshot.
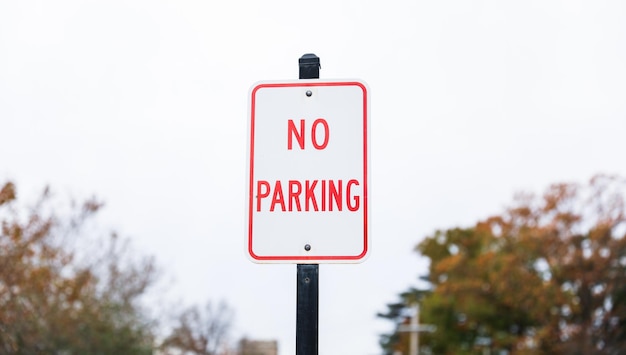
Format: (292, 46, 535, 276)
(299, 53, 320, 79)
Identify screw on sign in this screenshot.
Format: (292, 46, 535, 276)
(246, 79, 370, 264)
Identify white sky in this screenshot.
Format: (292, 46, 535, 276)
(1, 1, 626, 354)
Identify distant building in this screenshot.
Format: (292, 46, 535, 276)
(238, 339, 278, 355)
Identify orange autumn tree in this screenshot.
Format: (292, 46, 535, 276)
(0, 182, 156, 353)
(380, 175, 626, 354)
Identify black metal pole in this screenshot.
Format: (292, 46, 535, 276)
(296, 53, 320, 355)
(296, 264, 318, 355)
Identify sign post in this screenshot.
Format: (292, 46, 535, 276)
(246, 54, 370, 355)
(296, 54, 321, 355)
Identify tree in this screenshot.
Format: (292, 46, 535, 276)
(379, 175, 626, 354)
(0, 182, 157, 354)
(160, 301, 234, 355)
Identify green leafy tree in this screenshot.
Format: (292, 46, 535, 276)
(380, 175, 626, 354)
(0, 182, 156, 354)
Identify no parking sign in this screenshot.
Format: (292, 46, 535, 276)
(246, 80, 370, 263)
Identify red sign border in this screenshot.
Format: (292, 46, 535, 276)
(247, 80, 369, 263)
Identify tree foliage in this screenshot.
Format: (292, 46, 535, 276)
(0, 182, 156, 354)
(0, 181, 239, 354)
(380, 175, 626, 354)
(161, 301, 234, 355)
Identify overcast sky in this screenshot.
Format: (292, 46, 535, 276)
(2, 1, 626, 354)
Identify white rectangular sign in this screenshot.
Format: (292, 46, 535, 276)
(246, 79, 370, 263)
